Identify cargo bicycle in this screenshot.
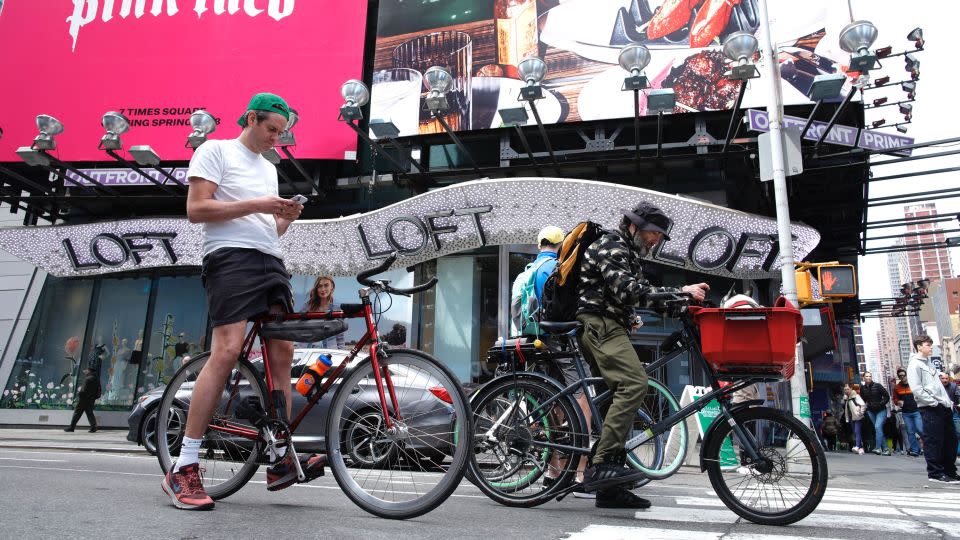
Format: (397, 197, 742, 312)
(153, 253, 472, 519)
(468, 293, 827, 525)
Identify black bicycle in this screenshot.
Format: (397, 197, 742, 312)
(467, 292, 827, 526)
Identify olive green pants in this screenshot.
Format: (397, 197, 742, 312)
(576, 312, 648, 465)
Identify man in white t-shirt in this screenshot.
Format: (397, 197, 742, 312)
(161, 93, 324, 511)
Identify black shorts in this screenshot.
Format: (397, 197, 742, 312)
(201, 247, 293, 327)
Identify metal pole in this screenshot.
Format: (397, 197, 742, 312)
(513, 125, 543, 177)
(721, 82, 749, 154)
(759, 0, 809, 425)
(434, 113, 483, 177)
(634, 89, 641, 162)
(105, 150, 181, 195)
(813, 88, 858, 150)
(528, 100, 561, 175)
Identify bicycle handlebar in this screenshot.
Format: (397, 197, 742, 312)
(356, 252, 438, 296)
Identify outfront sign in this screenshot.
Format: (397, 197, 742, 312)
(0, 178, 820, 278)
(0, 1, 366, 162)
(746, 110, 914, 155)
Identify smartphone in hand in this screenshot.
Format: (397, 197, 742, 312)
(290, 194, 308, 205)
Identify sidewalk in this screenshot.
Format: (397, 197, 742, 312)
(0, 426, 138, 453)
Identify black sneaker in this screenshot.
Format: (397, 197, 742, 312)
(928, 475, 960, 484)
(596, 487, 651, 509)
(582, 462, 646, 492)
(63, 427, 74, 432)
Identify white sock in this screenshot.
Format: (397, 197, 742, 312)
(269, 445, 287, 462)
(177, 436, 203, 468)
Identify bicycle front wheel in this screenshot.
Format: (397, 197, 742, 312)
(325, 349, 471, 520)
(704, 406, 828, 526)
(155, 352, 265, 500)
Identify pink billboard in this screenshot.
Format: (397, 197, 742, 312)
(0, 1, 367, 162)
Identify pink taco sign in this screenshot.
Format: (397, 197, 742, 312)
(0, 0, 367, 162)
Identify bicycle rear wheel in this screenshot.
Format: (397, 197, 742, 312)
(325, 349, 471, 519)
(468, 375, 586, 507)
(155, 352, 265, 500)
(704, 406, 828, 525)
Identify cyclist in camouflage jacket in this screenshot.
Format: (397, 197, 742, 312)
(576, 202, 709, 509)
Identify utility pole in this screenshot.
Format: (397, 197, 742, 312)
(758, 0, 810, 425)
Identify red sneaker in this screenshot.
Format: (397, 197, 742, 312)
(161, 463, 215, 510)
(266, 453, 327, 491)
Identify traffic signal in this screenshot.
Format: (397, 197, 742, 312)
(817, 264, 857, 298)
(796, 269, 814, 303)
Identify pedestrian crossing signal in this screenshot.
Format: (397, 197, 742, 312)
(817, 265, 857, 297)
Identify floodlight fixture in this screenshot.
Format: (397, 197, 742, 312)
(369, 119, 401, 139)
(647, 88, 676, 112)
(517, 57, 547, 100)
(903, 112, 912, 122)
(618, 44, 651, 90)
(904, 53, 921, 80)
(129, 145, 162, 167)
(278, 108, 299, 146)
(32, 114, 64, 150)
(423, 66, 453, 111)
(99, 111, 131, 150)
(722, 31, 760, 80)
(839, 20, 879, 73)
(873, 75, 891, 86)
(806, 73, 846, 101)
(896, 125, 909, 134)
(262, 147, 282, 165)
(907, 27, 924, 48)
(899, 103, 913, 115)
(902, 81, 916, 93)
(873, 97, 888, 106)
(871, 119, 886, 129)
(497, 106, 529, 127)
(338, 79, 370, 121)
(187, 109, 217, 149)
(16, 146, 52, 167)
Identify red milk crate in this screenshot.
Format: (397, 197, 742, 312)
(691, 297, 803, 380)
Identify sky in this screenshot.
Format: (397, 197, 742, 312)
(837, 2, 960, 354)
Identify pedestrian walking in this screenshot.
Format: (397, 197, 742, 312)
(64, 367, 100, 433)
(843, 384, 866, 454)
(894, 367, 923, 456)
(906, 335, 959, 484)
(822, 411, 839, 451)
(859, 371, 891, 455)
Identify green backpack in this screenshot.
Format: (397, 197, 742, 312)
(510, 257, 551, 336)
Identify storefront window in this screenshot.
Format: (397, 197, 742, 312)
(289, 269, 414, 351)
(87, 277, 151, 410)
(139, 276, 208, 394)
(417, 250, 499, 383)
(1, 278, 93, 410)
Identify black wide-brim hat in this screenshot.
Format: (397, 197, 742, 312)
(621, 202, 672, 240)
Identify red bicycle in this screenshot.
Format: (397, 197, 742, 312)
(154, 253, 471, 519)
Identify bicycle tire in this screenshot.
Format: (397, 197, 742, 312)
(623, 377, 687, 480)
(155, 352, 265, 500)
(325, 348, 471, 520)
(703, 406, 828, 526)
(467, 375, 587, 507)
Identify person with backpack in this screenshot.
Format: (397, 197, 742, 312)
(572, 202, 708, 509)
(64, 367, 100, 433)
(510, 226, 595, 489)
(510, 225, 564, 337)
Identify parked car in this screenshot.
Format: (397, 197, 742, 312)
(127, 348, 455, 466)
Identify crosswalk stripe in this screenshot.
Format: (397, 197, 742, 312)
(901, 507, 960, 519)
(632, 507, 931, 533)
(565, 525, 847, 540)
(924, 521, 958, 535)
(673, 496, 903, 516)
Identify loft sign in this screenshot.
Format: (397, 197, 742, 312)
(62, 232, 179, 270)
(357, 206, 493, 259)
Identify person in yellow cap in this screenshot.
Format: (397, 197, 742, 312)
(162, 93, 324, 511)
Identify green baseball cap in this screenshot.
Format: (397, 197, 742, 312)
(237, 92, 291, 127)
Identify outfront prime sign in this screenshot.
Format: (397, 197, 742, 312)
(0, 178, 820, 279)
(746, 110, 914, 156)
(0, 1, 366, 162)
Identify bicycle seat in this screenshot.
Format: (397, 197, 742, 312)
(539, 321, 582, 334)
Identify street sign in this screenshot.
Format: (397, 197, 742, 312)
(746, 110, 914, 156)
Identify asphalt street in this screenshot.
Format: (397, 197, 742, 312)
(1, 433, 958, 540)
